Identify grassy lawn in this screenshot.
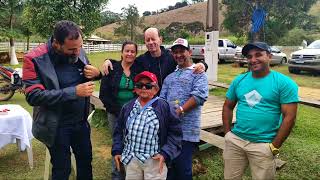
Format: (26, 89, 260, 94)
(0, 52, 319, 179)
(217, 63, 320, 89)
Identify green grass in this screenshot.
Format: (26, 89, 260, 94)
(218, 63, 320, 89)
(209, 87, 227, 97)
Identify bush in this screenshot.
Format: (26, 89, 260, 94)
(188, 36, 205, 45)
(277, 28, 317, 46)
(223, 35, 247, 46)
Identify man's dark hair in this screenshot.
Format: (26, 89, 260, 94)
(53, 20, 83, 44)
(121, 40, 138, 53)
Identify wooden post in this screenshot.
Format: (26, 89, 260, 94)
(205, 0, 219, 82)
(206, 0, 219, 31)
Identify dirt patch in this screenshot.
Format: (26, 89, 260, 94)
(0, 52, 9, 63)
(0, 52, 24, 63)
(192, 158, 208, 176)
(96, 145, 111, 160)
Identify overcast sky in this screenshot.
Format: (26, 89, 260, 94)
(105, 0, 182, 15)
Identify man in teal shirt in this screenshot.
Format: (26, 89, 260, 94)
(222, 42, 299, 180)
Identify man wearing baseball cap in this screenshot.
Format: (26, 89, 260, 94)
(161, 38, 208, 180)
(222, 42, 299, 179)
(112, 71, 182, 179)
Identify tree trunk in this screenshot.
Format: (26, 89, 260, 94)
(27, 35, 30, 51)
(9, 8, 18, 65)
(130, 24, 134, 41)
(9, 37, 19, 65)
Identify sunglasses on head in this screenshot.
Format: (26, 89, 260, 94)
(135, 82, 154, 89)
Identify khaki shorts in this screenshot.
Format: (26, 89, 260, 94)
(223, 131, 276, 180)
(125, 157, 168, 180)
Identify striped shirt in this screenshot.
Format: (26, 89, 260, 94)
(121, 99, 160, 165)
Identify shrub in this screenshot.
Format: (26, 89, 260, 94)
(277, 28, 317, 46)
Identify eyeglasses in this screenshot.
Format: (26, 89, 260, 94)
(135, 82, 154, 89)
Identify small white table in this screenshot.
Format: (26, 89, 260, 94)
(0, 104, 34, 169)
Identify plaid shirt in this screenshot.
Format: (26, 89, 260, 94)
(121, 99, 160, 165)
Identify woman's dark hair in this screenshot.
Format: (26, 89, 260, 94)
(121, 41, 138, 53)
(53, 20, 83, 45)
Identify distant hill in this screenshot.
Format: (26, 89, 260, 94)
(309, 0, 320, 18)
(95, 1, 225, 41)
(95, 1, 320, 42)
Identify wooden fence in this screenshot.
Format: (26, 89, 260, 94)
(0, 42, 147, 54)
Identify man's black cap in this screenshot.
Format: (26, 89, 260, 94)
(242, 42, 271, 56)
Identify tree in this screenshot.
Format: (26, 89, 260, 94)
(185, 21, 204, 34)
(20, 5, 34, 50)
(114, 4, 144, 41)
(175, 2, 183, 9)
(100, 10, 121, 26)
(191, 0, 204, 4)
(0, 0, 24, 65)
(142, 11, 151, 16)
(222, 0, 318, 44)
(24, 0, 108, 38)
(162, 22, 186, 41)
(168, 6, 175, 11)
(181, 1, 189, 7)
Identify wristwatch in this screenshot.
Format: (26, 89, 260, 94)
(269, 143, 280, 156)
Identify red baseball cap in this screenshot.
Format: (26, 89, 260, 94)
(134, 71, 158, 83)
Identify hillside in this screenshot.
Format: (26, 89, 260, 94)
(95, 1, 320, 42)
(95, 1, 225, 41)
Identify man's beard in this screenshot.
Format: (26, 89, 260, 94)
(55, 48, 79, 64)
(67, 55, 79, 64)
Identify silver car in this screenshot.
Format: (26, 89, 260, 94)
(270, 46, 287, 65)
(236, 46, 287, 67)
(288, 40, 320, 74)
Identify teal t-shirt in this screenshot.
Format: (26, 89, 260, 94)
(226, 71, 299, 143)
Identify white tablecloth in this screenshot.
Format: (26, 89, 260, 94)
(0, 104, 33, 151)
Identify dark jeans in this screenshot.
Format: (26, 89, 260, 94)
(167, 141, 197, 180)
(47, 121, 93, 180)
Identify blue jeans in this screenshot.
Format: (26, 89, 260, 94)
(47, 121, 92, 180)
(167, 141, 197, 180)
(108, 112, 125, 180)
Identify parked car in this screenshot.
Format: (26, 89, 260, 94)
(270, 46, 288, 64)
(288, 40, 320, 74)
(235, 46, 287, 67)
(190, 39, 238, 63)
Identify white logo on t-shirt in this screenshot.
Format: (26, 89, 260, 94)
(244, 90, 262, 108)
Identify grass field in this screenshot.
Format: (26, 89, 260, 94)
(0, 51, 319, 179)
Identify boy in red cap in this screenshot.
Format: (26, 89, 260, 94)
(112, 71, 182, 180)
